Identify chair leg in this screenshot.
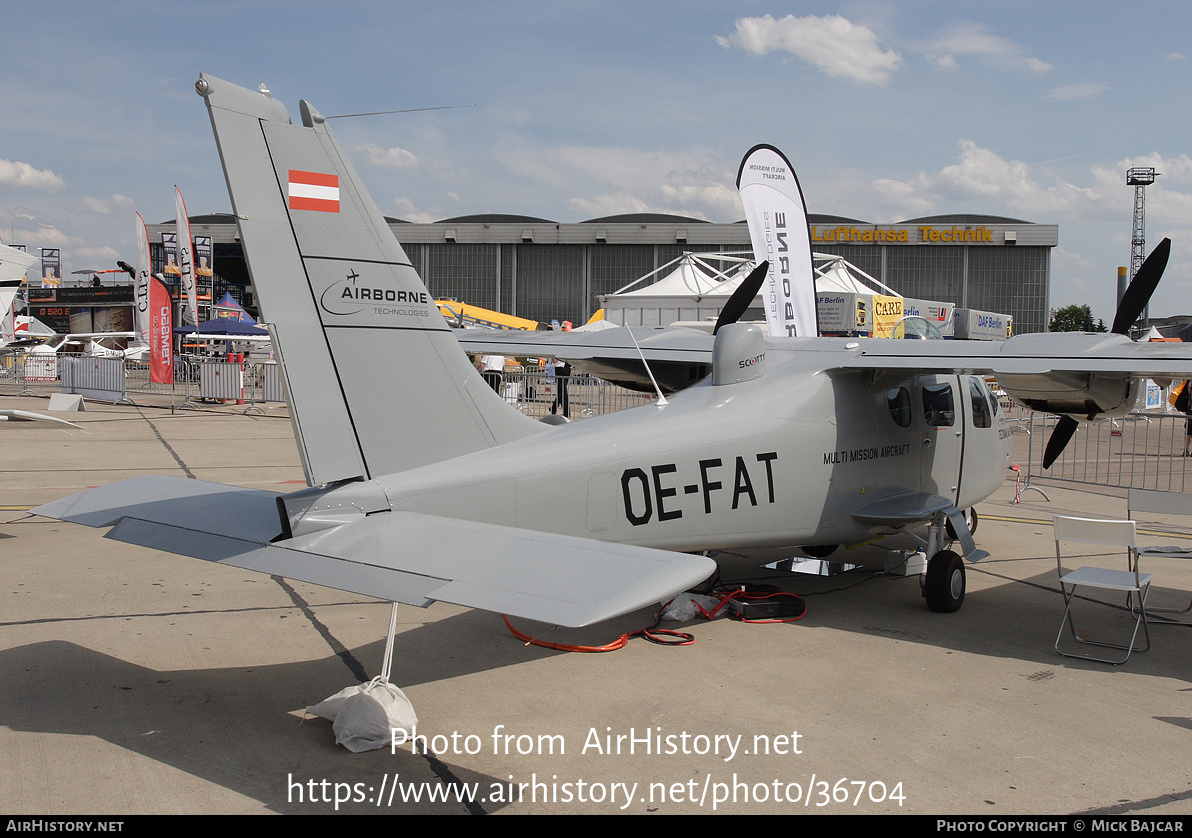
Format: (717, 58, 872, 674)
(1056, 583, 1150, 665)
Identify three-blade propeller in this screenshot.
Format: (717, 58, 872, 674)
(1042, 238, 1172, 469)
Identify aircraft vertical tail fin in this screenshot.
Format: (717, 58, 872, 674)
(197, 75, 542, 486)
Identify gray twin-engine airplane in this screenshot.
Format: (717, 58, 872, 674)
(33, 75, 1192, 623)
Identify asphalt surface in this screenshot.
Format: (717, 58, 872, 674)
(3, 395, 1192, 815)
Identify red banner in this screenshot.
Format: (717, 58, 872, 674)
(149, 275, 173, 383)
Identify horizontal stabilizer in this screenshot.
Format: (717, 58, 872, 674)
(33, 476, 283, 542)
(34, 477, 715, 627)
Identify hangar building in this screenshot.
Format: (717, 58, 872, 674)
(147, 212, 1057, 334)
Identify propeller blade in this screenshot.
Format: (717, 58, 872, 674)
(1042, 415, 1080, 469)
(1112, 237, 1171, 334)
(713, 261, 768, 335)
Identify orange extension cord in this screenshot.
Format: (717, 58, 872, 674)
(503, 587, 805, 653)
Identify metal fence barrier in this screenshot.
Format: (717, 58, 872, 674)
(1024, 410, 1190, 493)
(0, 351, 290, 410)
(486, 367, 655, 420)
(60, 356, 127, 402)
(200, 361, 245, 401)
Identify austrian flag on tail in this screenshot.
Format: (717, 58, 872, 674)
(288, 169, 340, 212)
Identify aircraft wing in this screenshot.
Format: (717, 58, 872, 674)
(33, 476, 716, 628)
(455, 325, 713, 362)
(834, 332, 1192, 378)
(456, 325, 715, 393)
(822, 331, 1192, 417)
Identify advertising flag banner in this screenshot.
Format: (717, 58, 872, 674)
(175, 187, 198, 327)
(736, 145, 817, 337)
(41, 248, 61, 287)
(149, 274, 173, 383)
(195, 235, 213, 280)
(162, 232, 178, 274)
(135, 213, 153, 346)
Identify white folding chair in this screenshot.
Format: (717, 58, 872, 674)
(1128, 488, 1192, 617)
(1054, 515, 1151, 665)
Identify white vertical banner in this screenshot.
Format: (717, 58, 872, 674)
(134, 213, 152, 346)
(175, 187, 198, 328)
(736, 144, 817, 337)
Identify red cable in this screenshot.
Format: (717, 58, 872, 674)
(502, 587, 804, 652)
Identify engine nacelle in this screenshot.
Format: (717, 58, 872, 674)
(998, 372, 1140, 419)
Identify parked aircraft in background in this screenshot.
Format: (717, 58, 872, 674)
(0, 409, 80, 429)
(33, 76, 1192, 623)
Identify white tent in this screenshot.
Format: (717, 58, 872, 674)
(600, 251, 895, 327)
(600, 253, 754, 326)
(814, 254, 899, 297)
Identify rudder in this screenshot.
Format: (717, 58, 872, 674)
(198, 75, 541, 485)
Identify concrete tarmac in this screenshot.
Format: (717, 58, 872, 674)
(2, 395, 1192, 815)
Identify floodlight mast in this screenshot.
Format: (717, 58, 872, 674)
(1125, 167, 1158, 329)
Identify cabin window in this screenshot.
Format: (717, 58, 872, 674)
(887, 387, 912, 427)
(969, 377, 992, 429)
(922, 382, 955, 427)
(984, 379, 1001, 415)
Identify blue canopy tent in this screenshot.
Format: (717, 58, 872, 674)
(174, 318, 269, 337)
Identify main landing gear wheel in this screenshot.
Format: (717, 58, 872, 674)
(946, 508, 979, 539)
(924, 550, 965, 613)
(801, 544, 839, 559)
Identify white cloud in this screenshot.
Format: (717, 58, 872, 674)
(74, 245, 120, 264)
(715, 14, 901, 85)
(28, 225, 72, 246)
(1047, 83, 1112, 101)
(389, 196, 438, 223)
(923, 24, 1052, 73)
(869, 177, 936, 218)
(356, 143, 419, 170)
(82, 195, 134, 215)
(0, 159, 65, 190)
(499, 144, 742, 220)
(568, 192, 654, 218)
(944, 140, 1098, 214)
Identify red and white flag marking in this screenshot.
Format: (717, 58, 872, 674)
(288, 170, 340, 212)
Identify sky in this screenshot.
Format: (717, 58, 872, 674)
(2, 1, 1189, 323)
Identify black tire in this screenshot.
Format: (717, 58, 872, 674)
(945, 508, 978, 539)
(925, 550, 965, 613)
(801, 544, 839, 559)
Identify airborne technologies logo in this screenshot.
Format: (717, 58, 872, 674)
(319, 267, 430, 318)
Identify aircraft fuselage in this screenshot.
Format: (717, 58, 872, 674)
(375, 345, 1012, 554)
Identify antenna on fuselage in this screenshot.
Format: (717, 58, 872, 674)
(626, 327, 668, 406)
